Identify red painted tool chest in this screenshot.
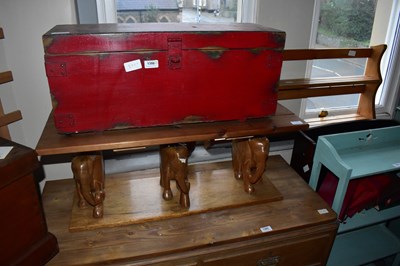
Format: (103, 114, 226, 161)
(43, 23, 285, 133)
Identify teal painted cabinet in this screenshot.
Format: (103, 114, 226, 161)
(309, 125, 400, 266)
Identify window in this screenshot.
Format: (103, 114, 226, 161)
(302, 0, 400, 119)
(94, 0, 258, 24)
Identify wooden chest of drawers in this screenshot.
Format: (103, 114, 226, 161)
(42, 155, 337, 265)
(0, 138, 58, 265)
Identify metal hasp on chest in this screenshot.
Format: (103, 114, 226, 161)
(43, 23, 285, 134)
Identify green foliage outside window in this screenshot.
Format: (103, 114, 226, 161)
(319, 0, 377, 43)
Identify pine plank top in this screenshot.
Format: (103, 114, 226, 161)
(42, 155, 337, 265)
(36, 104, 308, 156)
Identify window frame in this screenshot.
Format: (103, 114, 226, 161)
(93, 0, 259, 24)
(300, 0, 400, 120)
(96, 0, 116, 23)
(377, 1, 400, 117)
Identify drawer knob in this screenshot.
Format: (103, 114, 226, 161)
(257, 255, 280, 266)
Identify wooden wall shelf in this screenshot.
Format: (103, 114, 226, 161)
(0, 70, 13, 85)
(0, 26, 22, 140)
(0, 109, 22, 127)
(278, 45, 387, 120)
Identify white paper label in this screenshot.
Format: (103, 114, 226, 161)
(178, 158, 187, 164)
(144, 60, 159, 69)
(291, 121, 303, 125)
(51, 31, 70, 35)
(348, 50, 356, 56)
(318, 208, 329, 214)
(260, 226, 273, 233)
(303, 164, 310, 173)
(124, 59, 142, 72)
(0, 146, 13, 159)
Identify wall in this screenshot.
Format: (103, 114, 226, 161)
(256, 0, 315, 114)
(0, 0, 76, 183)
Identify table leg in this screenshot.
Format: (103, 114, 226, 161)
(71, 153, 105, 218)
(232, 137, 270, 193)
(160, 143, 194, 208)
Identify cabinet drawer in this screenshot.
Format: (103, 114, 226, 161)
(200, 230, 335, 266)
(124, 224, 337, 266)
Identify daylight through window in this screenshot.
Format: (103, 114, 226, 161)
(116, 0, 240, 24)
(306, 0, 378, 113)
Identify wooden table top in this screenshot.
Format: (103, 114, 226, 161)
(36, 104, 308, 156)
(42, 155, 337, 265)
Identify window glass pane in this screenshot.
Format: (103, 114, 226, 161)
(306, 0, 378, 113)
(116, 0, 239, 24)
(308, 57, 367, 111)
